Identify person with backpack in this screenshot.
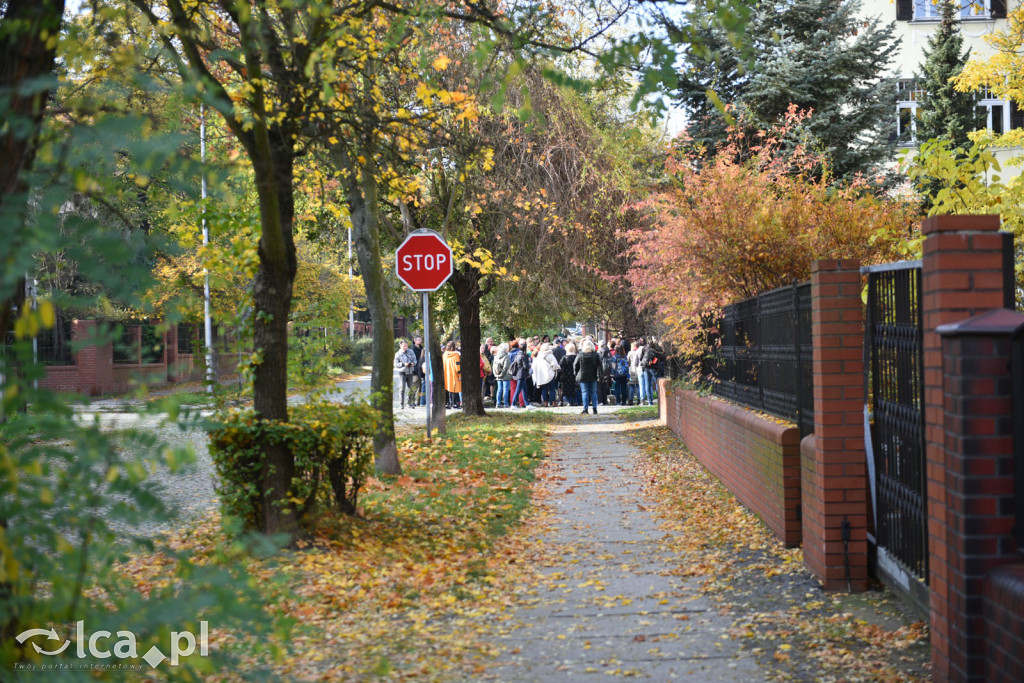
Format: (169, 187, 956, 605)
(641, 340, 661, 405)
(492, 342, 512, 408)
(574, 339, 603, 414)
(612, 346, 630, 406)
(509, 343, 532, 409)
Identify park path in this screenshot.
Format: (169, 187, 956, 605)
(484, 413, 763, 682)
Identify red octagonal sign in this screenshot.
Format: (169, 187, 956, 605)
(395, 230, 453, 292)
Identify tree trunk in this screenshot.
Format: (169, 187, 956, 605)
(251, 130, 299, 536)
(449, 268, 485, 416)
(347, 155, 400, 475)
(0, 0, 66, 426)
(429, 325, 446, 435)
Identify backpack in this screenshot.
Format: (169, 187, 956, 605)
(602, 354, 615, 379)
(510, 354, 529, 379)
(615, 356, 629, 379)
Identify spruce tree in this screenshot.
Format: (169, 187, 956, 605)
(916, 0, 978, 149)
(669, 0, 901, 180)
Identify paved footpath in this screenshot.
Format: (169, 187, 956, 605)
(486, 413, 764, 682)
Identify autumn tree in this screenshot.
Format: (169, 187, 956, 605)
(124, 0, 363, 532)
(316, 8, 638, 420)
(627, 115, 919, 359)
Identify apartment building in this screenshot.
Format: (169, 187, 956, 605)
(866, 0, 1020, 149)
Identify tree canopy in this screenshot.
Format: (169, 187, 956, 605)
(667, 0, 901, 179)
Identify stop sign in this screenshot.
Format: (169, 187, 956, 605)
(395, 230, 453, 291)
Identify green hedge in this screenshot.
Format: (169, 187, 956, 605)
(208, 400, 378, 530)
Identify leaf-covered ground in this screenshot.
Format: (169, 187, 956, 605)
(627, 422, 931, 682)
(121, 411, 931, 682)
(122, 412, 558, 681)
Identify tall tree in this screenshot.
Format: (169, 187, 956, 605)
(127, 0, 327, 534)
(0, 0, 66, 370)
(916, 0, 978, 149)
(666, 0, 901, 179)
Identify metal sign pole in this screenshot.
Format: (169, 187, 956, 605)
(423, 291, 431, 441)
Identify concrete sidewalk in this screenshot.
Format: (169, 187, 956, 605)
(486, 414, 763, 682)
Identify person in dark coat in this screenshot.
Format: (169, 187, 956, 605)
(412, 335, 425, 406)
(559, 342, 579, 406)
(573, 339, 603, 415)
(509, 342, 532, 408)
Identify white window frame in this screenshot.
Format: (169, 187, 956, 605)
(976, 86, 1011, 134)
(913, 0, 990, 20)
(897, 79, 924, 144)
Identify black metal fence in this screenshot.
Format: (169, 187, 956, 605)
(864, 260, 929, 597)
(3, 312, 75, 365)
(37, 315, 74, 365)
(709, 281, 814, 437)
(113, 323, 164, 364)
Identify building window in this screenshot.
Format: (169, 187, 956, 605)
(913, 0, 989, 20)
(977, 86, 1010, 135)
(895, 81, 1024, 143)
(897, 79, 924, 144)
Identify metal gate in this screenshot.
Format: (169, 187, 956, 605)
(863, 260, 929, 612)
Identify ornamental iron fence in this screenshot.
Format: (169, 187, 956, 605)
(709, 281, 814, 438)
(863, 260, 929, 606)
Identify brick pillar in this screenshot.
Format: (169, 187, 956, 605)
(803, 259, 869, 591)
(165, 322, 178, 381)
(72, 320, 113, 396)
(935, 310, 1022, 682)
(921, 215, 1013, 681)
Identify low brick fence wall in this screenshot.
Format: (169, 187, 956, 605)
(659, 378, 802, 547)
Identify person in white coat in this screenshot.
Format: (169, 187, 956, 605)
(531, 342, 561, 407)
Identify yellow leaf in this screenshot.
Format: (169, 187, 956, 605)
(432, 55, 451, 70)
(39, 301, 55, 329)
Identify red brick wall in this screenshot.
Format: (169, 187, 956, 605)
(984, 564, 1024, 683)
(37, 320, 191, 395)
(72, 319, 113, 396)
(37, 365, 79, 393)
(659, 379, 802, 547)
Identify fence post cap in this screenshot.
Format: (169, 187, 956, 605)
(921, 214, 1000, 235)
(811, 259, 860, 273)
(936, 308, 1024, 337)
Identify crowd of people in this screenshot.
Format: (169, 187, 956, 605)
(393, 333, 665, 415)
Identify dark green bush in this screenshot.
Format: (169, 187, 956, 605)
(348, 336, 373, 369)
(207, 400, 378, 529)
